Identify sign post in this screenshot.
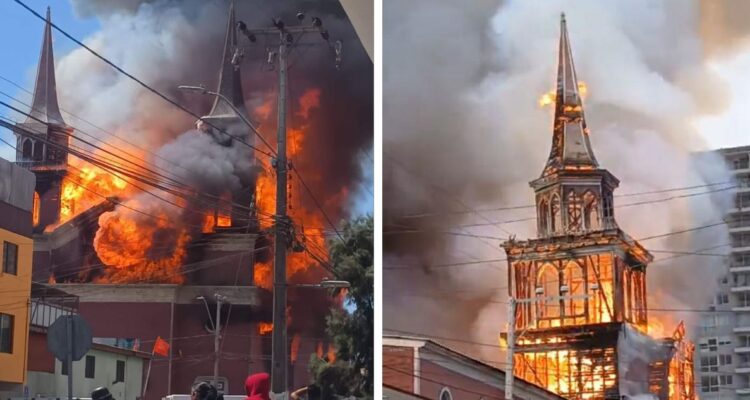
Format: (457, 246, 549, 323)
(47, 315, 93, 400)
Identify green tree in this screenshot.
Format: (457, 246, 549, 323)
(310, 215, 373, 399)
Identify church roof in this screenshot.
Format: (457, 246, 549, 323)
(25, 7, 66, 126)
(540, 14, 597, 178)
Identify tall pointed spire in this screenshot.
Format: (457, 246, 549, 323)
(206, 0, 247, 119)
(26, 7, 65, 126)
(541, 13, 597, 177)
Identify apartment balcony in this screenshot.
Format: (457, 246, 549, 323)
(735, 326, 750, 334)
(738, 364, 750, 374)
(731, 286, 750, 293)
(734, 346, 750, 353)
(732, 266, 750, 273)
(737, 388, 750, 395)
(733, 245, 750, 254)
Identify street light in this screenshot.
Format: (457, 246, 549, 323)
(194, 294, 226, 390)
(288, 279, 351, 289)
(177, 85, 259, 133)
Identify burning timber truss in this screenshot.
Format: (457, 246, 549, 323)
(500, 14, 694, 400)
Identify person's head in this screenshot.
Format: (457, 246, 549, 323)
(244, 373, 270, 399)
(191, 382, 217, 400)
(306, 384, 321, 400)
(91, 387, 113, 400)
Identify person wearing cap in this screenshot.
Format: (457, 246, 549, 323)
(91, 387, 114, 400)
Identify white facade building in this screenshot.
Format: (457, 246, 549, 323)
(697, 145, 750, 399)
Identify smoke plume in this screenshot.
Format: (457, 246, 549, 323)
(384, 0, 741, 363)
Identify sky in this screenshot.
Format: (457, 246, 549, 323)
(0, 0, 99, 160)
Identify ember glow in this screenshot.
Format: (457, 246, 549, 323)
(258, 322, 273, 335)
(538, 81, 588, 108)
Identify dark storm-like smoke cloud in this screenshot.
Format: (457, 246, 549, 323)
(384, 0, 740, 362)
(61, 0, 372, 220)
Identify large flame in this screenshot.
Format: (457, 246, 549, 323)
(93, 199, 190, 283)
(252, 88, 337, 289)
(60, 162, 128, 223)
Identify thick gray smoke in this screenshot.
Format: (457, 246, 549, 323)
(58, 0, 372, 216)
(384, 0, 739, 364)
(50, 0, 371, 280)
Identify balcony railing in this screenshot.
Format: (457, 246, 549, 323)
(30, 298, 77, 328)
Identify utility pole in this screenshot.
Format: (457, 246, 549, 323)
(213, 293, 226, 389)
(505, 298, 516, 400)
(236, 13, 339, 400)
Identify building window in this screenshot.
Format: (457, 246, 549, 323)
(716, 293, 729, 305)
(719, 337, 732, 346)
(539, 199, 549, 235)
(700, 355, 718, 372)
(61, 360, 68, 375)
(582, 190, 600, 231)
(439, 387, 453, 400)
(732, 154, 749, 170)
(550, 195, 561, 233)
(0, 314, 13, 353)
(85, 355, 95, 378)
(115, 360, 125, 383)
(701, 376, 719, 393)
(2, 242, 18, 275)
(720, 375, 733, 386)
(566, 190, 583, 232)
(738, 193, 750, 209)
(719, 354, 732, 366)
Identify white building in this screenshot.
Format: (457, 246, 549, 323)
(696, 145, 750, 399)
(27, 343, 147, 400)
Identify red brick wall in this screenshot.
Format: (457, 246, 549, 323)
(383, 345, 414, 393)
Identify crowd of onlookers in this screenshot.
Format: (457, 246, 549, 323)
(88, 373, 322, 400)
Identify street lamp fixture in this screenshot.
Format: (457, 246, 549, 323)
(177, 85, 260, 133)
(288, 279, 351, 289)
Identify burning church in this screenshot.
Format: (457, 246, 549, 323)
(2, 0, 371, 398)
(501, 15, 695, 400)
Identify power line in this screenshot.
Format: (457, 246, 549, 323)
(395, 181, 736, 220)
(12, 0, 276, 159)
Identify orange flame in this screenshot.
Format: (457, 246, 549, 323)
(258, 322, 273, 336)
(252, 88, 337, 289)
(290, 334, 301, 363)
(538, 81, 588, 108)
(93, 200, 189, 284)
(60, 164, 128, 223)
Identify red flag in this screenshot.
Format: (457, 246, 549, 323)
(132, 338, 140, 352)
(153, 336, 169, 357)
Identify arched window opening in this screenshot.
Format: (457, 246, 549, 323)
(550, 195, 561, 234)
(567, 190, 582, 232)
(562, 261, 585, 325)
(537, 264, 560, 328)
(583, 191, 600, 231)
(603, 192, 614, 227)
(439, 387, 453, 400)
(22, 139, 32, 160)
(33, 141, 44, 161)
(539, 199, 549, 236)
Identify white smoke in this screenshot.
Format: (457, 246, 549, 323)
(384, 0, 737, 364)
